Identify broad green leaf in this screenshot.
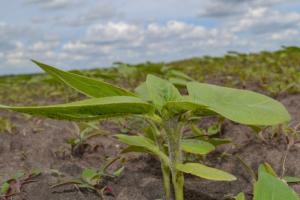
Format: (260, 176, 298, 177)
(284, 176, 300, 183)
(235, 192, 246, 200)
(32, 60, 134, 98)
(181, 139, 215, 155)
(176, 163, 236, 181)
(0, 96, 154, 120)
(254, 171, 299, 200)
(116, 134, 169, 165)
(187, 82, 290, 125)
(146, 74, 181, 110)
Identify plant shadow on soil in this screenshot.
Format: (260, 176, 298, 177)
(0, 94, 300, 200)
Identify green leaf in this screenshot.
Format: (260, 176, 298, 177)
(207, 123, 221, 135)
(116, 134, 169, 165)
(81, 169, 99, 184)
(259, 162, 277, 177)
(235, 192, 246, 200)
(176, 163, 236, 181)
(113, 166, 124, 177)
(0, 96, 154, 120)
(254, 170, 299, 200)
(168, 70, 194, 81)
(284, 176, 300, 184)
(81, 169, 101, 185)
(134, 82, 151, 101)
(206, 138, 231, 146)
(181, 139, 215, 155)
(121, 146, 150, 154)
(163, 96, 210, 115)
(169, 77, 189, 87)
(187, 82, 290, 125)
(0, 182, 10, 195)
(32, 60, 134, 98)
(146, 74, 181, 110)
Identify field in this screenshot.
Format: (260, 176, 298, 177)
(0, 46, 300, 200)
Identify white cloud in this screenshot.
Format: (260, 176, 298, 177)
(25, 0, 79, 9)
(31, 41, 60, 51)
(63, 41, 88, 51)
(198, 0, 296, 18)
(271, 29, 299, 40)
(86, 22, 142, 43)
(231, 7, 300, 34)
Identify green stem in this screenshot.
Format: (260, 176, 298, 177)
(161, 163, 172, 200)
(148, 120, 172, 200)
(165, 119, 184, 200)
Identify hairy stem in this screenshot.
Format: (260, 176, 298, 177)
(165, 118, 184, 200)
(148, 120, 172, 200)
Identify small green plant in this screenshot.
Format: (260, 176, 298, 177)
(51, 157, 123, 197)
(0, 60, 290, 200)
(0, 117, 15, 134)
(233, 163, 299, 200)
(67, 121, 103, 157)
(0, 171, 41, 199)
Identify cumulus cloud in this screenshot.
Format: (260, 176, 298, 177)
(230, 7, 300, 34)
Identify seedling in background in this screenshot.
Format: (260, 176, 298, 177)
(161, 66, 195, 87)
(67, 121, 103, 157)
(0, 117, 15, 134)
(233, 163, 299, 200)
(0, 61, 290, 200)
(51, 157, 124, 198)
(277, 123, 300, 179)
(0, 171, 41, 199)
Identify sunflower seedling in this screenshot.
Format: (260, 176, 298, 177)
(0, 171, 41, 199)
(0, 117, 15, 134)
(233, 163, 299, 200)
(67, 121, 103, 157)
(0, 60, 290, 200)
(51, 157, 123, 198)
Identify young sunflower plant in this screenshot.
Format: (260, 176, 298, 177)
(0, 61, 290, 200)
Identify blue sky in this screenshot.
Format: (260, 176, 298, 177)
(0, 0, 300, 75)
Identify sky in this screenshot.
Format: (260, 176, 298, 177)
(0, 0, 300, 75)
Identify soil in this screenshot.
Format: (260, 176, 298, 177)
(0, 94, 300, 200)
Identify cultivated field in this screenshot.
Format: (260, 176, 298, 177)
(0, 46, 300, 200)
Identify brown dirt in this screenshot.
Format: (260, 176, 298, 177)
(0, 94, 300, 200)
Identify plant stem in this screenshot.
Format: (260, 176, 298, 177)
(280, 136, 293, 178)
(148, 120, 172, 200)
(161, 163, 172, 200)
(165, 119, 184, 200)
